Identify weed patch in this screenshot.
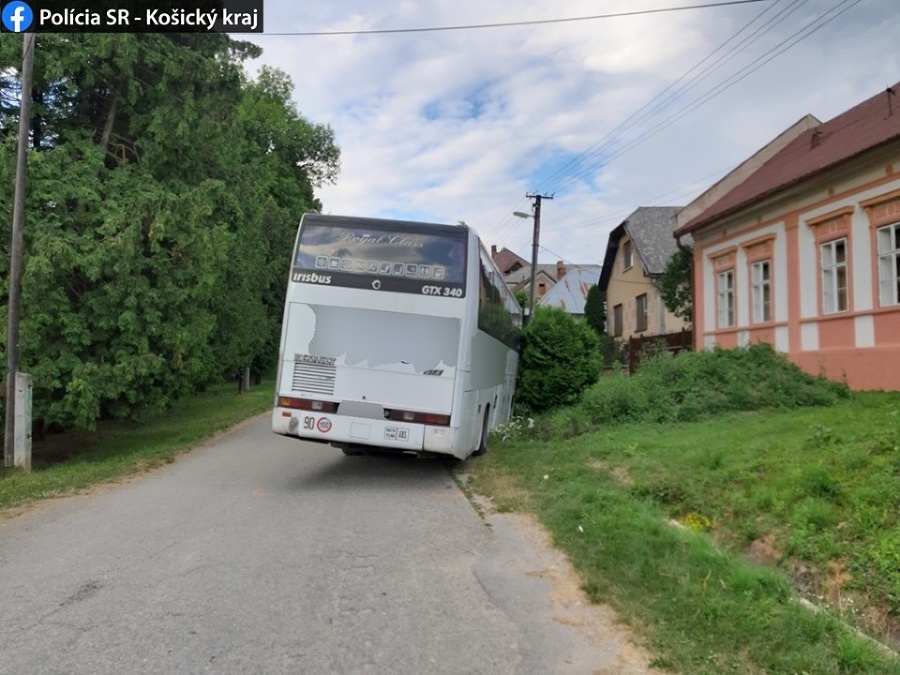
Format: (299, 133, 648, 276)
(525, 344, 851, 434)
(475, 390, 900, 673)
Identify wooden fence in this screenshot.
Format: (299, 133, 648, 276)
(628, 328, 694, 374)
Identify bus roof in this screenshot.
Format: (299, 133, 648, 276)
(300, 213, 471, 236)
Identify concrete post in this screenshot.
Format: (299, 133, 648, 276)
(14, 372, 32, 472)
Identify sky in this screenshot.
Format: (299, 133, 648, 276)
(243, 0, 899, 267)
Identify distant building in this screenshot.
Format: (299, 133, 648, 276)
(490, 246, 601, 316)
(490, 246, 528, 276)
(537, 263, 602, 319)
(598, 206, 691, 339)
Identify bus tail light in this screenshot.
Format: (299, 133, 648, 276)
(386, 409, 451, 426)
(278, 396, 338, 413)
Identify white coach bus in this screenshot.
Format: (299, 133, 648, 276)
(272, 214, 522, 460)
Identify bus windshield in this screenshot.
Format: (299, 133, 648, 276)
(292, 217, 467, 296)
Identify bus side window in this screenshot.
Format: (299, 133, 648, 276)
(478, 247, 520, 348)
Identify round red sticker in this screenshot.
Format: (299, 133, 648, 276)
(316, 417, 332, 433)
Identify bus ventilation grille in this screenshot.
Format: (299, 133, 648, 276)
(292, 361, 337, 395)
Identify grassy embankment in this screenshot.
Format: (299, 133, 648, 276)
(466, 345, 900, 674)
(0, 379, 274, 513)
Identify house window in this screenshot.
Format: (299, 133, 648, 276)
(537, 281, 547, 297)
(717, 270, 734, 328)
(622, 240, 634, 270)
(751, 260, 771, 323)
(878, 222, 900, 306)
(636, 294, 648, 332)
(821, 238, 848, 314)
(612, 304, 623, 337)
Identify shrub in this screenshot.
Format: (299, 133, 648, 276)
(516, 307, 601, 413)
(546, 343, 850, 431)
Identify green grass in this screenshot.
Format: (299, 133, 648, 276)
(468, 377, 900, 672)
(0, 379, 274, 512)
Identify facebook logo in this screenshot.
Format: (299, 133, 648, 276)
(2, 1, 33, 32)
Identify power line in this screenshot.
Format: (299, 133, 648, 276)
(538, 245, 603, 271)
(524, 0, 864, 263)
(532, 0, 798, 194)
(538, 0, 815, 194)
(563, 161, 741, 233)
(491, 197, 537, 247)
(540, 0, 862, 197)
(587, 0, 861, 166)
(493, 2, 785, 254)
(265, 0, 770, 36)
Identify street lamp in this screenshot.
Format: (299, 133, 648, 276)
(513, 205, 541, 323)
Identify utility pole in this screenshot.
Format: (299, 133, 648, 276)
(526, 193, 553, 324)
(5, 34, 36, 468)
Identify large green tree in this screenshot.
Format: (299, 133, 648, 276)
(0, 34, 339, 430)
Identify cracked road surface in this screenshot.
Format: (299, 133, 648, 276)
(0, 415, 659, 674)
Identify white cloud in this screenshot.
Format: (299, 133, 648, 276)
(246, 0, 900, 266)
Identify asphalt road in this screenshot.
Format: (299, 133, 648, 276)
(0, 415, 657, 675)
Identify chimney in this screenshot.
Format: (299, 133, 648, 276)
(811, 128, 823, 148)
(556, 260, 566, 280)
(491, 244, 498, 258)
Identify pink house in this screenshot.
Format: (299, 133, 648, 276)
(676, 83, 900, 391)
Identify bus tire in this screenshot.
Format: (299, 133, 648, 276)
(473, 408, 489, 457)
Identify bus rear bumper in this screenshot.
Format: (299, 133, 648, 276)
(272, 407, 467, 459)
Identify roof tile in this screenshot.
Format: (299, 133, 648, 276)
(682, 82, 900, 233)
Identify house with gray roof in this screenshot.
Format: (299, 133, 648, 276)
(490, 246, 528, 276)
(538, 264, 602, 318)
(598, 206, 691, 340)
(490, 246, 603, 317)
(501, 262, 561, 302)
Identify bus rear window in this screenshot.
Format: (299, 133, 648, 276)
(292, 220, 467, 296)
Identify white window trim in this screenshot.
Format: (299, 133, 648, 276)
(877, 223, 900, 307)
(717, 269, 735, 329)
(622, 240, 634, 271)
(751, 260, 771, 324)
(821, 238, 848, 315)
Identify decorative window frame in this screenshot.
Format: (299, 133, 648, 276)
(709, 248, 736, 329)
(861, 189, 900, 308)
(742, 235, 775, 325)
(807, 207, 853, 316)
(749, 260, 772, 324)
